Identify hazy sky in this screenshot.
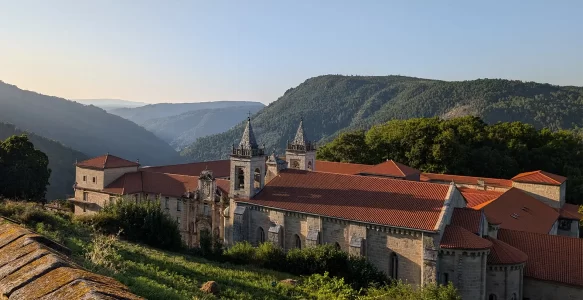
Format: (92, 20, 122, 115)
(1, 0, 582, 104)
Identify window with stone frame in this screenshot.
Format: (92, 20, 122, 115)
(82, 204, 86, 212)
(92, 177, 96, 183)
(390, 252, 398, 279)
(294, 234, 301, 249)
(488, 295, 497, 300)
(203, 203, 210, 216)
(235, 167, 245, 190)
(257, 227, 265, 244)
(83, 192, 88, 201)
(177, 199, 182, 211)
(83, 175, 87, 182)
(254, 168, 262, 189)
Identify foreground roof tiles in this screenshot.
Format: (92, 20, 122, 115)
(498, 229, 583, 287)
(440, 225, 492, 250)
(476, 188, 559, 234)
(421, 173, 513, 187)
(140, 160, 230, 178)
(511, 170, 567, 185)
(244, 169, 451, 231)
(315, 160, 372, 175)
(450, 208, 482, 234)
(359, 160, 420, 178)
(76, 154, 139, 170)
(486, 237, 528, 265)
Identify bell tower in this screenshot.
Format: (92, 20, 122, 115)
(285, 118, 316, 171)
(229, 117, 266, 199)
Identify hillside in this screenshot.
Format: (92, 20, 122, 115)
(109, 101, 265, 125)
(144, 104, 265, 150)
(0, 122, 88, 200)
(0, 81, 183, 166)
(73, 98, 148, 111)
(181, 75, 583, 161)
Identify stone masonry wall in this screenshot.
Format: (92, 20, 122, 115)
(522, 278, 582, 300)
(439, 250, 488, 300)
(73, 190, 109, 215)
(75, 167, 105, 190)
(486, 265, 523, 300)
(103, 166, 138, 187)
(512, 182, 562, 208)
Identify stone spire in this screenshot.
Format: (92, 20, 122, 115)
(238, 117, 258, 149)
(292, 118, 306, 146)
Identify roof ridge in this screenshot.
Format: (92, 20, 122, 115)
(103, 154, 109, 168)
(390, 160, 406, 177)
(317, 160, 372, 167)
(294, 169, 450, 188)
(141, 159, 229, 169)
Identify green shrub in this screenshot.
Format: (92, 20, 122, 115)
(223, 241, 256, 264)
(361, 281, 461, 300)
(298, 272, 357, 300)
(255, 242, 286, 269)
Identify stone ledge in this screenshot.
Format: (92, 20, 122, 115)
(0, 222, 142, 299)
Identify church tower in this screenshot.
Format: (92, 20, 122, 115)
(285, 118, 316, 171)
(229, 117, 266, 199)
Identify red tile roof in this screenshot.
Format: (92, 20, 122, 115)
(359, 160, 420, 178)
(511, 170, 567, 185)
(315, 160, 372, 175)
(450, 208, 483, 234)
(103, 171, 198, 198)
(76, 154, 140, 170)
(141, 160, 230, 178)
(558, 203, 583, 220)
(440, 225, 492, 250)
(476, 188, 559, 234)
(486, 237, 528, 265)
(421, 173, 512, 187)
(216, 178, 230, 194)
(498, 229, 583, 287)
(242, 169, 451, 231)
(459, 188, 505, 208)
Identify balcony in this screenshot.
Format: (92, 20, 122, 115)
(231, 146, 265, 158)
(286, 141, 316, 152)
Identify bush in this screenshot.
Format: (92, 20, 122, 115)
(255, 242, 286, 269)
(86, 233, 125, 274)
(298, 272, 357, 300)
(223, 241, 256, 265)
(362, 281, 461, 300)
(78, 198, 183, 251)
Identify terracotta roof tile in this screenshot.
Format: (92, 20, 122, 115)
(511, 170, 567, 185)
(141, 160, 230, 178)
(459, 188, 505, 208)
(476, 188, 559, 234)
(486, 237, 528, 265)
(450, 208, 482, 234)
(76, 154, 139, 170)
(103, 171, 198, 198)
(216, 179, 230, 194)
(440, 225, 492, 250)
(359, 160, 420, 178)
(558, 203, 583, 220)
(421, 173, 512, 187)
(243, 169, 451, 231)
(498, 229, 583, 287)
(315, 161, 372, 175)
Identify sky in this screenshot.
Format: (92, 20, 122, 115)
(0, 0, 582, 104)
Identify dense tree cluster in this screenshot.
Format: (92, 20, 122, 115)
(317, 116, 583, 204)
(182, 75, 583, 162)
(0, 135, 51, 201)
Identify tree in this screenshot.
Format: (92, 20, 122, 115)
(0, 134, 51, 201)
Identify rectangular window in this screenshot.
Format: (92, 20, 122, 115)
(443, 273, 449, 284)
(177, 200, 182, 211)
(203, 204, 210, 216)
(92, 177, 96, 183)
(83, 175, 87, 182)
(83, 192, 88, 201)
(165, 197, 169, 209)
(176, 217, 181, 226)
(82, 204, 86, 212)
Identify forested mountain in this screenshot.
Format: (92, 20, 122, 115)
(181, 75, 583, 162)
(0, 122, 88, 200)
(143, 104, 265, 150)
(109, 101, 264, 125)
(0, 80, 182, 165)
(73, 99, 148, 111)
(317, 116, 583, 205)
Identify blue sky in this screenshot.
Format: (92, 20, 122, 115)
(0, 0, 581, 104)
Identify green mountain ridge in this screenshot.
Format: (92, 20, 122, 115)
(181, 75, 583, 161)
(0, 80, 183, 166)
(0, 122, 88, 200)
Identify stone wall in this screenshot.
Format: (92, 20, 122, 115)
(284, 150, 315, 171)
(512, 182, 563, 208)
(522, 278, 582, 300)
(103, 166, 139, 187)
(0, 221, 142, 299)
(439, 250, 488, 300)
(72, 190, 110, 215)
(229, 156, 265, 199)
(75, 167, 105, 190)
(486, 265, 523, 300)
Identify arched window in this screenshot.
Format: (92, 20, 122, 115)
(254, 168, 261, 189)
(291, 160, 300, 169)
(258, 227, 265, 244)
(334, 242, 341, 250)
(390, 253, 398, 279)
(488, 295, 497, 300)
(237, 168, 245, 189)
(510, 294, 517, 300)
(307, 161, 313, 171)
(294, 234, 301, 249)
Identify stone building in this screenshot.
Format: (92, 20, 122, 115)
(71, 118, 583, 300)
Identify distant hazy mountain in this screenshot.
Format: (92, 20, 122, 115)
(0, 122, 88, 200)
(109, 101, 264, 125)
(74, 99, 148, 111)
(0, 80, 183, 166)
(181, 75, 583, 162)
(142, 104, 264, 150)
